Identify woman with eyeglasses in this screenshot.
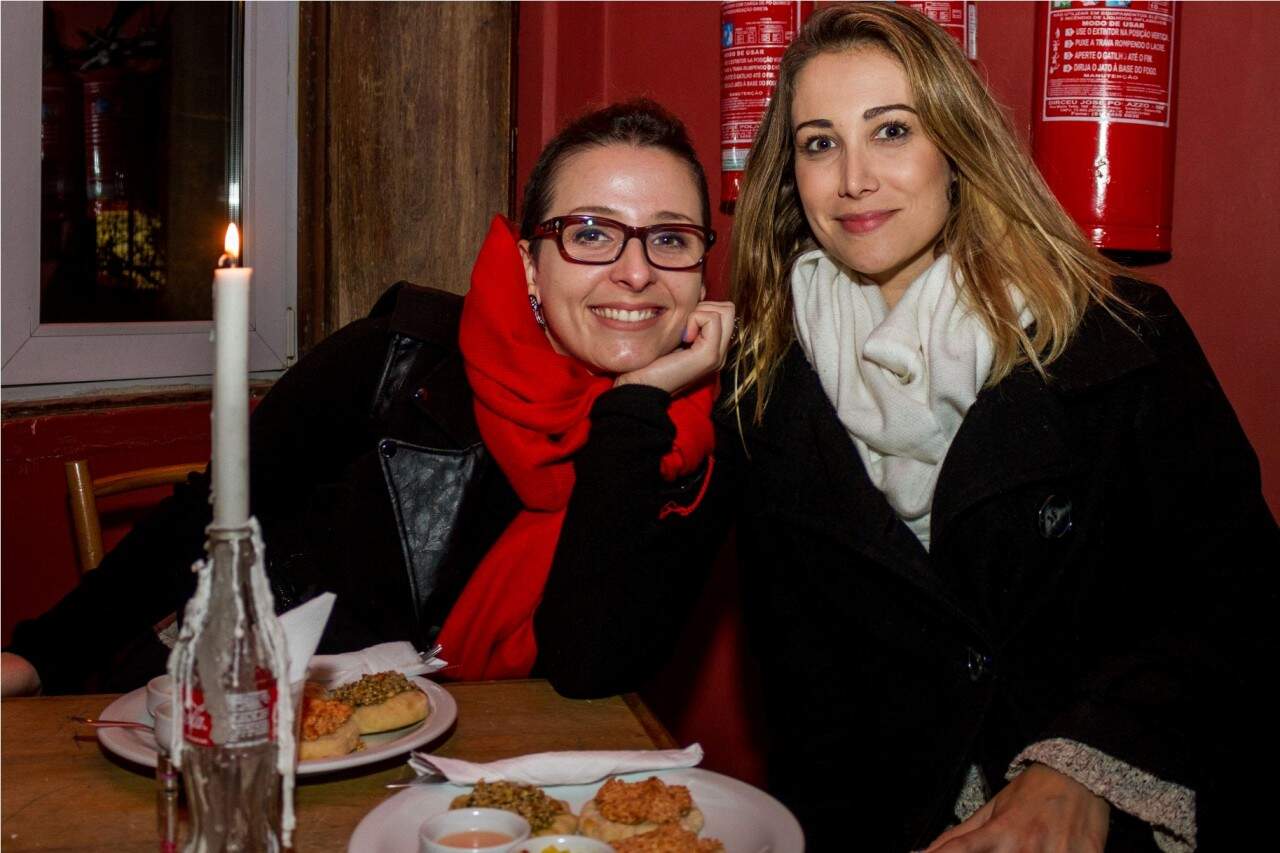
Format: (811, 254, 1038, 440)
(2, 99, 732, 696)
(535, 5, 1277, 852)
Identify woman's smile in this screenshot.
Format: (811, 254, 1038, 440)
(589, 304, 665, 327)
(837, 209, 899, 234)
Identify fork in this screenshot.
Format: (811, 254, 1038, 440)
(384, 766, 447, 789)
(383, 750, 450, 788)
(69, 715, 154, 731)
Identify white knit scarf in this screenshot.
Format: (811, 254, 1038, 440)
(791, 250, 1027, 550)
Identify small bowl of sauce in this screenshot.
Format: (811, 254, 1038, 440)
(419, 808, 530, 853)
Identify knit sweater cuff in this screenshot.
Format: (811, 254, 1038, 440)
(1008, 737, 1196, 853)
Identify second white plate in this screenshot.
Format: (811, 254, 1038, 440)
(348, 768, 805, 853)
(96, 676, 457, 775)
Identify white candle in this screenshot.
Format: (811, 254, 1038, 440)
(212, 223, 252, 527)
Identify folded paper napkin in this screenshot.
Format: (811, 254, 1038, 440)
(309, 640, 447, 686)
(408, 744, 704, 786)
(278, 592, 336, 684)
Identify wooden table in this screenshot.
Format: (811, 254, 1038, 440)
(1, 679, 675, 851)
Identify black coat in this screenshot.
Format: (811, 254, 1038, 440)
(10, 284, 520, 693)
(538, 280, 1279, 851)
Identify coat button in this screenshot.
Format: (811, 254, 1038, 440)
(379, 439, 397, 458)
(1039, 495, 1073, 539)
(967, 647, 993, 682)
(413, 386, 427, 402)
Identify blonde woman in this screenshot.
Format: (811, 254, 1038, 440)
(537, 4, 1277, 851)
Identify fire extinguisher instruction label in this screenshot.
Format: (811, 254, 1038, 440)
(1042, 1, 1175, 127)
(720, 2, 803, 174)
(900, 2, 976, 59)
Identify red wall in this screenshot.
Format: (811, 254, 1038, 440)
(514, 0, 1280, 783)
(973, 1, 1280, 520)
(1, 403, 213, 644)
(516, 1, 736, 298)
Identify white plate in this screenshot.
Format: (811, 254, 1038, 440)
(96, 676, 457, 775)
(348, 768, 804, 853)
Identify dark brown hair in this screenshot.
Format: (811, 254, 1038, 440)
(518, 98, 711, 239)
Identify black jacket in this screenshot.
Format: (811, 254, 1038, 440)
(537, 280, 1279, 851)
(10, 284, 520, 693)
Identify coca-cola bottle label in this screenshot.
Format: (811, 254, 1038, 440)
(184, 668, 278, 746)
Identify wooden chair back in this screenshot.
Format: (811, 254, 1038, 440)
(65, 459, 205, 572)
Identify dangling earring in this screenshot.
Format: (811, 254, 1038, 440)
(529, 294, 547, 329)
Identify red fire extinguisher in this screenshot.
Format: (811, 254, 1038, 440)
(900, 2, 977, 60)
(719, 1, 811, 212)
(1032, 1, 1181, 255)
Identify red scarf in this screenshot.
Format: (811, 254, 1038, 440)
(436, 216, 716, 680)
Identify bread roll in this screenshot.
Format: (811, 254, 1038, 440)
(351, 687, 429, 734)
(299, 694, 361, 760)
(330, 672, 430, 734)
(299, 716, 360, 760)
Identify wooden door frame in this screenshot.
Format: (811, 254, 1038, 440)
(296, 2, 517, 355)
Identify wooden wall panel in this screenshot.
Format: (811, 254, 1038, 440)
(299, 1, 513, 349)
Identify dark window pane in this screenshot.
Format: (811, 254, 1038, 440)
(40, 1, 241, 324)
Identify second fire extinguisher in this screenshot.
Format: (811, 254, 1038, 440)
(1032, 1, 1181, 256)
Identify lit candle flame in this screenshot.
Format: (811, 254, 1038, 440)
(224, 223, 241, 262)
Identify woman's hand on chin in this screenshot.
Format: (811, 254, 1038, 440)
(614, 301, 735, 396)
(923, 763, 1109, 853)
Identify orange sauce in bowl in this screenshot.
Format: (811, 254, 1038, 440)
(437, 830, 513, 848)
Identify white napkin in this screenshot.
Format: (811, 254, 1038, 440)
(309, 640, 447, 686)
(278, 592, 336, 683)
(408, 744, 704, 786)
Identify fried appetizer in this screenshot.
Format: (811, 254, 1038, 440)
(329, 671, 429, 734)
(578, 777, 704, 843)
(611, 824, 725, 853)
(449, 779, 578, 836)
(298, 694, 360, 760)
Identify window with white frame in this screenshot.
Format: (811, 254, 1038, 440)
(1, 1, 296, 392)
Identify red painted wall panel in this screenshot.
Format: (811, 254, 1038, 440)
(2, 403, 212, 645)
(516, 1, 732, 297)
(979, 2, 1279, 518)
(513, 0, 1280, 785)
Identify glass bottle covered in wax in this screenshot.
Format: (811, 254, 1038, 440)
(167, 523, 297, 852)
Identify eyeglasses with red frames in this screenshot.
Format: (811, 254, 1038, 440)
(530, 215, 716, 271)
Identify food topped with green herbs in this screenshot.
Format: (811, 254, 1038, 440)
(450, 779, 578, 835)
(324, 671, 430, 735)
(331, 671, 417, 707)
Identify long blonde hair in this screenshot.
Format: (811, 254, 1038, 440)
(729, 2, 1133, 423)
